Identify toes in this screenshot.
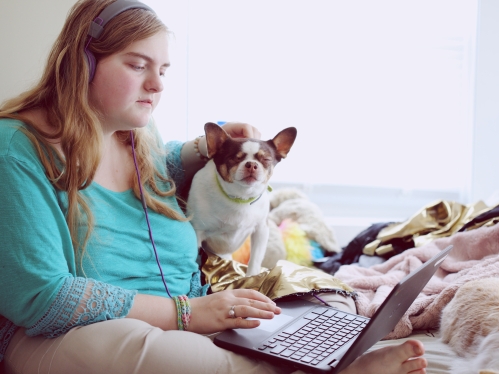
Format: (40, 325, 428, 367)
(402, 357, 427, 373)
(400, 340, 425, 358)
(408, 369, 426, 374)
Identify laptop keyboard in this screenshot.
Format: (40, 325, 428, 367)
(257, 307, 368, 367)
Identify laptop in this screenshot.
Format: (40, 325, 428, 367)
(214, 244, 453, 373)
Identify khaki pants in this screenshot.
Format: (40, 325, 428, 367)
(3, 294, 356, 374)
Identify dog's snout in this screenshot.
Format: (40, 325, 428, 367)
(245, 161, 258, 171)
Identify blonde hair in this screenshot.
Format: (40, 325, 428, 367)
(0, 0, 186, 266)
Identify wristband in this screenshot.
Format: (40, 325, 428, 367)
(173, 295, 191, 331)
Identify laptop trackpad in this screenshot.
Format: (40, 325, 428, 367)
(249, 313, 295, 333)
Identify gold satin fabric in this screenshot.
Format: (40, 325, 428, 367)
(202, 252, 355, 300)
(364, 200, 492, 256)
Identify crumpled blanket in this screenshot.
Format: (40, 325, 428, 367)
(334, 223, 499, 339)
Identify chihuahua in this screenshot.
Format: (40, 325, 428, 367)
(187, 122, 297, 276)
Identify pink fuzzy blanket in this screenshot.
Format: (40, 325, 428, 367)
(334, 223, 499, 339)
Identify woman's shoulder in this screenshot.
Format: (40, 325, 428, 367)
(0, 118, 41, 163)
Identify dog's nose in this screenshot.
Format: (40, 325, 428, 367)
(245, 161, 258, 171)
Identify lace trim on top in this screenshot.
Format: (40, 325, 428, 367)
(0, 317, 18, 362)
(0, 274, 206, 362)
(26, 277, 136, 339)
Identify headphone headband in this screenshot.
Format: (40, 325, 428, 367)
(85, 0, 155, 82)
(88, 0, 155, 40)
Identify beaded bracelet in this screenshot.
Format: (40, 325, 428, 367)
(173, 295, 191, 331)
(193, 136, 209, 161)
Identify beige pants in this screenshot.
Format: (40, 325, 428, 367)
(3, 293, 356, 374)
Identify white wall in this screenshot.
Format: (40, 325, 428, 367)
(0, 0, 75, 103)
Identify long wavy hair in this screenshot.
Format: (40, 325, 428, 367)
(0, 0, 187, 266)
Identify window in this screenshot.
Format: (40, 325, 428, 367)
(144, 0, 478, 224)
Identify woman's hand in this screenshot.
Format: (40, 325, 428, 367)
(220, 122, 261, 140)
(188, 289, 281, 334)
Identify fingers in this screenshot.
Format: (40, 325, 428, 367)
(232, 290, 281, 315)
(221, 122, 261, 139)
(248, 126, 261, 139)
(229, 303, 279, 320)
(231, 316, 261, 329)
(223, 291, 281, 328)
(226, 309, 274, 330)
(232, 288, 274, 304)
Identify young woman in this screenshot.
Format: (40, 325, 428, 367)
(0, 1, 427, 373)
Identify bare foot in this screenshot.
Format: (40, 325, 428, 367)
(339, 340, 427, 374)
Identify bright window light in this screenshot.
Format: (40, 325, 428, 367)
(144, 0, 478, 198)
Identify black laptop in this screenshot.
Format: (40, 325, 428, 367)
(214, 245, 453, 373)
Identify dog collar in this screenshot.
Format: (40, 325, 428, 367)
(215, 174, 272, 205)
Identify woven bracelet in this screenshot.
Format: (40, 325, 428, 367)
(173, 295, 191, 331)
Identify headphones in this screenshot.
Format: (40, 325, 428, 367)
(84, 0, 155, 82)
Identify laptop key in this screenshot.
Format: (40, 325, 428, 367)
(304, 312, 319, 320)
(301, 356, 314, 363)
(312, 307, 328, 315)
(280, 349, 294, 357)
(270, 345, 287, 354)
(323, 309, 337, 318)
(282, 318, 310, 334)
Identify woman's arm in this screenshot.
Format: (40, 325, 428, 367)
(0, 124, 135, 334)
(128, 289, 281, 334)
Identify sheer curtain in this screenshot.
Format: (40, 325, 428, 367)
(145, 0, 478, 222)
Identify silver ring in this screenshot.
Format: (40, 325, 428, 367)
(229, 305, 236, 318)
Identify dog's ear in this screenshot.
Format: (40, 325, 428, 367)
(271, 127, 297, 159)
(204, 122, 229, 158)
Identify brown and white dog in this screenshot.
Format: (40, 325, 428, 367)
(187, 122, 297, 276)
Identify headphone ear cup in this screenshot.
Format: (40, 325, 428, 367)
(84, 48, 96, 82)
